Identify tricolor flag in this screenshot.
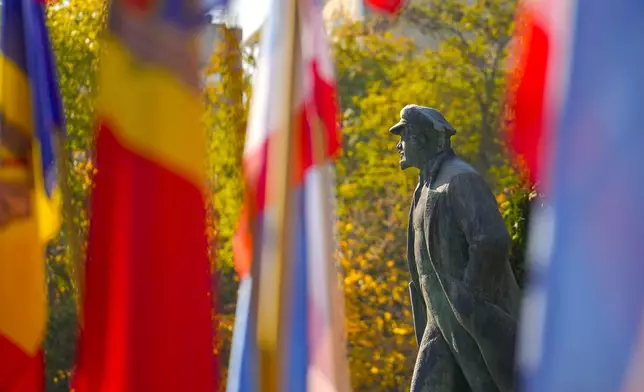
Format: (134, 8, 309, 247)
(509, 1, 644, 391)
(0, 0, 64, 390)
(72, 1, 218, 391)
(228, 0, 350, 390)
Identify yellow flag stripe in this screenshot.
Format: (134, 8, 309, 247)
(0, 166, 47, 354)
(0, 55, 33, 136)
(0, 217, 47, 354)
(32, 140, 61, 241)
(96, 37, 205, 187)
(0, 55, 56, 356)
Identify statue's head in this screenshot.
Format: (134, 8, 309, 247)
(389, 104, 456, 170)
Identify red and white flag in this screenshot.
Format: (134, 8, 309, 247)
(228, 0, 350, 390)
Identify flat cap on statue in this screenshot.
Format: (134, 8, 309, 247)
(389, 104, 457, 137)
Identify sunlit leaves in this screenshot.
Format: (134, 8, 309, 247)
(202, 25, 256, 391)
(40, 1, 532, 391)
(330, 1, 526, 389)
(44, 1, 108, 391)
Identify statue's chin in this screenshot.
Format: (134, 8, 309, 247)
(400, 160, 411, 170)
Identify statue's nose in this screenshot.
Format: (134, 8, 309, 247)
(396, 141, 403, 151)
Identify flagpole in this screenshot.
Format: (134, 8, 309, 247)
(256, 0, 300, 390)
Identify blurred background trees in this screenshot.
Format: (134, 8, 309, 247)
(44, 1, 106, 390)
(41, 0, 532, 390)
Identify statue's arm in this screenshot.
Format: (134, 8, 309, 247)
(409, 280, 426, 346)
(406, 213, 427, 346)
(447, 172, 511, 292)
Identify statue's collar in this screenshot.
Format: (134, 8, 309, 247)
(420, 148, 455, 187)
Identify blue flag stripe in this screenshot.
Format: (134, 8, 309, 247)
(283, 185, 309, 391)
(522, 1, 644, 391)
(1, 0, 28, 70)
(2, 0, 66, 198)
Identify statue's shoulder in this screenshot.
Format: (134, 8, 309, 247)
(432, 156, 478, 190)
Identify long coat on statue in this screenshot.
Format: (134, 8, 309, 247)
(407, 149, 520, 392)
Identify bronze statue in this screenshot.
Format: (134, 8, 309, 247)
(391, 105, 520, 392)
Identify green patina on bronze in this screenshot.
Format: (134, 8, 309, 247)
(391, 105, 520, 392)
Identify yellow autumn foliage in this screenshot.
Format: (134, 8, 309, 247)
(40, 1, 531, 391)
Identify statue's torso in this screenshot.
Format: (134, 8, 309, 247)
(411, 157, 475, 289)
(407, 156, 519, 392)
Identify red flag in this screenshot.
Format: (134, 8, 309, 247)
(72, 1, 218, 391)
(506, 0, 574, 186)
(506, 3, 549, 184)
(364, 0, 406, 14)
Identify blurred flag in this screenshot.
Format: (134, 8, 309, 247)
(204, 0, 231, 11)
(510, 1, 644, 392)
(72, 1, 218, 391)
(0, 0, 64, 390)
(506, 0, 573, 185)
(228, 0, 350, 390)
(364, 0, 406, 14)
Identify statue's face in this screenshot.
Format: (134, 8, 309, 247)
(396, 124, 428, 170)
